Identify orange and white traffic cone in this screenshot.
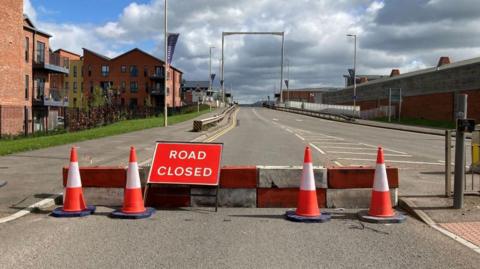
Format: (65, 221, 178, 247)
(51, 147, 95, 217)
(111, 146, 154, 219)
(358, 147, 406, 223)
(285, 146, 330, 223)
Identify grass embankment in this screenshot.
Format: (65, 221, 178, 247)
(374, 117, 455, 129)
(0, 108, 211, 156)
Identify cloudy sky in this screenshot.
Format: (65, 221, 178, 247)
(24, 0, 480, 103)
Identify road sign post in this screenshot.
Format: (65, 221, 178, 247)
(453, 94, 467, 209)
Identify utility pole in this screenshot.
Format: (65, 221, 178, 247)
(163, 0, 168, 126)
(221, 33, 225, 106)
(208, 46, 215, 95)
(347, 34, 357, 117)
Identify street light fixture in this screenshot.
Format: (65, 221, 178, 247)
(163, 0, 168, 126)
(347, 34, 357, 117)
(208, 46, 215, 94)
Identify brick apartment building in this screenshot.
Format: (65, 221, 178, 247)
(82, 48, 183, 109)
(0, 0, 25, 136)
(67, 57, 84, 108)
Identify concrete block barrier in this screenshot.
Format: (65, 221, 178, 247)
(257, 188, 326, 208)
(257, 166, 327, 188)
(326, 188, 397, 208)
(328, 166, 398, 188)
(61, 165, 400, 209)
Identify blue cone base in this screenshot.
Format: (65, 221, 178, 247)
(51, 205, 96, 218)
(358, 210, 406, 224)
(285, 210, 331, 223)
(110, 207, 155, 219)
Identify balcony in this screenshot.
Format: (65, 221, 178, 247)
(150, 88, 165, 96)
(33, 53, 69, 74)
(149, 72, 165, 81)
(33, 88, 69, 107)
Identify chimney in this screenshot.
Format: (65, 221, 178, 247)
(359, 77, 368, 84)
(437, 56, 451, 67)
(390, 69, 400, 77)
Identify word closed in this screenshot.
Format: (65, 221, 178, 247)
(148, 142, 223, 185)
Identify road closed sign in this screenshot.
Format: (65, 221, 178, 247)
(147, 142, 223, 185)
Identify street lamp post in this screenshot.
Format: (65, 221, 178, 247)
(163, 0, 168, 126)
(208, 46, 215, 96)
(347, 34, 357, 117)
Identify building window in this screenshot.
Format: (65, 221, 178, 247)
(73, 66, 77, 78)
(167, 87, 170, 96)
(25, 37, 29, 62)
(73, 98, 77, 107)
(145, 82, 149, 93)
(90, 81, 93, 94)
(101, 65, 109, 77)
(121, 81, 126, 92)
(121, 65, 126, 73)
(65, 81, 69, 89)
(88, 65, 92, 76)
(155, 66, 163, 76)
(130, 81, 138, 93)
(167, 70, 171, 80)
(36, 41, 45, 63)
(144, 66, 148, 77)
(81, 82, 83, 91)
(73, 82, 77, 93)
(130, 65, 138, 77)
(25, 75, 29, 99)
(63, 57, 69, 68)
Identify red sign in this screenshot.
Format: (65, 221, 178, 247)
(147, 142, 223, 185)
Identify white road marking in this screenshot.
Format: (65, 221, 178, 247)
(326, 151, 412, 157)
(286, 128, 293, 133)
(360, 143, 408, 155)
(337, 158, 443, 165)
(272, 118, 278, 121)
(308, 138, 344, 141)
(0, 194, 61, 224)
(315, 142, 360, 145)
(309, 143, 325, 154)
(321, 146, 375, 150)
(295, 133, 306, 141)
(295, 119, 303, 122)
(333, 161, 343, 166)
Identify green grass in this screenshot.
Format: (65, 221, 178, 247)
(374, 117, 455, 129)
(0, 108, 211, 156)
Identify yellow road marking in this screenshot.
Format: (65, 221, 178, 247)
(205, 108, 239, 142)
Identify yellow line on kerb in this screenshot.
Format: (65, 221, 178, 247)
(205, 108, 239, 142)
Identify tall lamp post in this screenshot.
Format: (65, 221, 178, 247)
(163, 0, 168, 126)
(347, 34, 357, 117)
(208, 46, 215, 95)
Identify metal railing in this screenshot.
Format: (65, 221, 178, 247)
(266, 103, 356, 122)
(193, 105, 236, 132)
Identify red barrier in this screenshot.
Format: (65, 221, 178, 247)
(328, 166, 398, 189)
(257, 188, 326, 208)
(219, 166, 257, 188)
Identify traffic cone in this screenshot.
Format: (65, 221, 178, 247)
(358, 147, 406, 223)
(51, 147, 95, 217)
(111, 146, 154, 219)
(285, 147, 330, 223)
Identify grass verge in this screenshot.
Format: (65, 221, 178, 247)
(0, 108, 211, 156)
(374, 117, 455, 129)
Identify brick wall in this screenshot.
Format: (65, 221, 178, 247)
(0, 0, 24, 135)
(324, 58, 480, 122)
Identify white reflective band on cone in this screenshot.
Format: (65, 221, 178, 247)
(300, 163, 316, 191)
(126, 162, 141, 189)
(66, 162, 82, 188)
(373, 163, 389, 192)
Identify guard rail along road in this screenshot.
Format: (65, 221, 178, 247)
(193, 105, 237, 132)
(265, 101, 359, 122)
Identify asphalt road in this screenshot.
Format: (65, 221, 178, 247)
(0, 207, 479, 268)
(1, 107, 479, 268)
(216, 107, 474, 196)
(0, 110, 219, 217)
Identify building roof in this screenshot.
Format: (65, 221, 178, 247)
(82, 47, 183, 73)
(342, 56, 480, 90)
(54, 48, 82, 58)
(183, 81, 209, 88)
(23, 14, 52, 37)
